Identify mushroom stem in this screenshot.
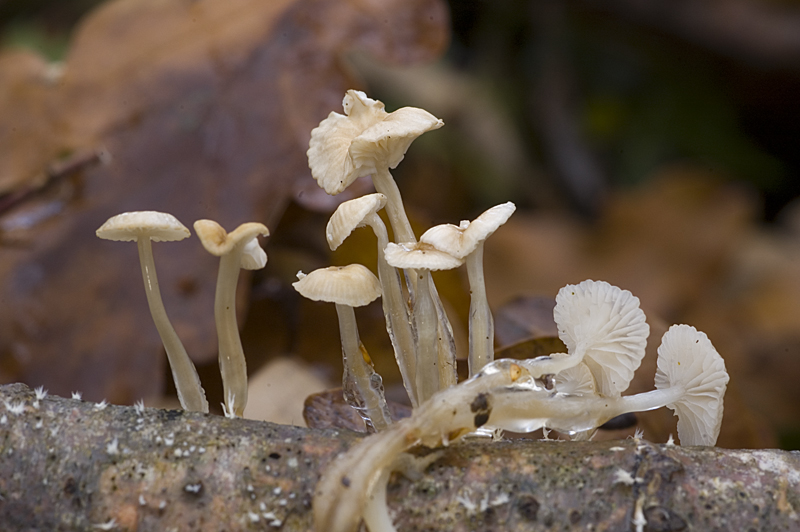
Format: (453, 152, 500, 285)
(136, 238, 208, 413)
(373, 168, 415, 244)
(488, 382, 686, 435)
(335, 303, 392, 432)
(365, 212, 419, 407)
(215, 248, 249, 417)
(432, 280, 458, 391)
(411, 272, 441, 403)
(520, 343, 588, 378)
(466, 241, 493, 376)
(373, 168, 459, 395)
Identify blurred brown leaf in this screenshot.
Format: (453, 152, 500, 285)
(0, 0, 449, 404)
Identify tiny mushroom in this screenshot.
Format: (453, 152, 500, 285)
(308, 89, 443, 243)
(420, 201, 516, 376)
(384, 242, 463, 402)
(653, 324, 729, 445)
(293, 265, 392, 432)
(327, 194, 419, 406)
(96, 211, 208, 413)
(194, 219, 269, 418)
(522, 280, 650, 397)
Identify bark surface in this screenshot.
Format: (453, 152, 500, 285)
(1, 383, 798, 531)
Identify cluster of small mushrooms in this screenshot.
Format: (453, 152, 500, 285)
(96, 90, 730, 532)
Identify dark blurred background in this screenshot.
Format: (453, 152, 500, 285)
(2, 0, 800, 450)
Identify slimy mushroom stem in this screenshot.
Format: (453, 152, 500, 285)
(96, 211, 208, 413)
(293, 265, 392, 432)
(335, 302, 392, 432)
(195, 220, 270, 418)
(363, 211, 419, 407)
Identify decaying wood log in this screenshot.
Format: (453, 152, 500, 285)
(1, 382, 798, 531)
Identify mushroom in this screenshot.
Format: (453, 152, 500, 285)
(384, 242, 463, 402)
(523, 280, 650, 397)
(96, 211, 208, 413)
(420, 201, 516, 376)
(293, 265, 392, 432)
(194, 219, 269, 418)
(307, 89, 443, 244)
(327, 193, 419, 406)
(313, 322, 729, 532)
(309, 90, 458, 400)
(653, 324, 729, 445)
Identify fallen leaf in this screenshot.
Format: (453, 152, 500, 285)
(0, 0, 449, 404)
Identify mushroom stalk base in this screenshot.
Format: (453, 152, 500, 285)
(137, 238, 208, 413)
(215, 250, 249, 417)
(336, 304, 392, 432)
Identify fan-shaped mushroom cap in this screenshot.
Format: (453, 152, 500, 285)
(96, 211, 190, 242)
(293, 265, 381, 307)
(326, 193, 387, 251)
(655, 324, 729, 446)
(194, 220, 269, 269)
(554, 280, 649, 397)
(384, 242, 463, 271)
(308, 90, 443, 195)
(421, 202, 516, 259)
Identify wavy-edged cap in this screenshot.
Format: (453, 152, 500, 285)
(420, 202, 516, 259)
(293, 264, 381, 307)
(655, 324, 729, 446)
(96, 211, 190, 242)
(384, 242, 463, 271)
(326, 193, 387, 251)
(554, 280, 649, 397)
(194, 220, 270, 270)
(308, 90, 443, 195)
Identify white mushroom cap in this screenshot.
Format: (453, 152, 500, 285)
(383, 242, 463, 271)
(308, 90, 443, 195)
(554, 280, 649, 397)
(293, 265, 381, 307)
(349, 106, 444, 175)
(96, 211, 190, 242)
(240, 238, 267, 270)
(420, 202, 516, 259)
(326, 193, 387, 251)
(655, 324, 729, 446)
(194, 220, 269, 269)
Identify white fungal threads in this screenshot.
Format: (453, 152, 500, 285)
(71, 391, 82, 400)
(612, 469, 642, 486)
(5, 401, 25, 415)
(134, 399, 145, 415)
(92, 519, 117, 531)
(106, 438, 119, 455)
(94, 400, 108, 411)
(34, 386, 47, 400)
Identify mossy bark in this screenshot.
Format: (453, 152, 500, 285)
(1, 383, 798, 531)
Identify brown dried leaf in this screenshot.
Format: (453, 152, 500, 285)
(0, 0, 449, 404)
